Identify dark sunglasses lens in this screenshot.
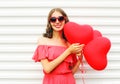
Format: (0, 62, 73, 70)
(58, 16, 64, 22)
(50, 16, 65, 23)
(50, 17, 56, 22)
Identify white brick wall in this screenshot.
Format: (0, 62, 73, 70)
(0, 0, 120, 84)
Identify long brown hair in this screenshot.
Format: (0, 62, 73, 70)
(43, 8, 69, 40)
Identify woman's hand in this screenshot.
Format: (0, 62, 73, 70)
(68, 43, 85, 54)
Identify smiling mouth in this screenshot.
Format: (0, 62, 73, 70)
(55, 25, 61, 28)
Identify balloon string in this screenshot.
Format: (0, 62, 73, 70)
(79, 59, 86, 84)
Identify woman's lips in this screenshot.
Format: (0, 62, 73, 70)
(55, 25, 61, 28)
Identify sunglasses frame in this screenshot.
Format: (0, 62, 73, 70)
(49, 16, 65, 23)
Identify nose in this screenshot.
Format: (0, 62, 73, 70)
(56, 19, 59, 23)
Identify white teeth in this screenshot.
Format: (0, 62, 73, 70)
(55, 25, 61, 28)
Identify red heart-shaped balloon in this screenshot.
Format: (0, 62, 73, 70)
(93, 30, 102, 39)
(64, 22, 93, 44)
(83, 37, 111, 70)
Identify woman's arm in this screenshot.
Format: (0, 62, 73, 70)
(41, 48, 71, 73)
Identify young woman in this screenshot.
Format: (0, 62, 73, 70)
(32, 8, 84, 84)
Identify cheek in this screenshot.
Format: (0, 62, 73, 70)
(61, 21, 65, 25)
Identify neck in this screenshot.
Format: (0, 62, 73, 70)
(53, 31, 63, 39)
(52, 30, 68, 46)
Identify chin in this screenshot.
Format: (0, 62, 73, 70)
(54, 27, 63, 31)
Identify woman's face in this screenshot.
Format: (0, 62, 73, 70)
(50, 11, 65, 32)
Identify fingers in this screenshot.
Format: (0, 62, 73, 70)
(76, 53, 82, 56)
(72, 43, 84, 49)
(73, 43, 85, 61)
(69, 43, 85, 54)
(74, 43, 85, 52)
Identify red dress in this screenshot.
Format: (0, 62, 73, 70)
(32, 45, 77, 84)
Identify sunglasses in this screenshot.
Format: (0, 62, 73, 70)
(49, 16, 65, 23)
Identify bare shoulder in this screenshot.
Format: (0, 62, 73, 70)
(37, 36, 48, 45)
